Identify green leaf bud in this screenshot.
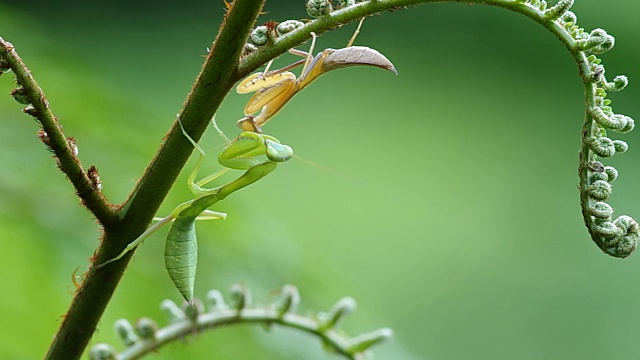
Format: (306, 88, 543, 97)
(613, 140, 628, 153)
(603, 75, 628, 92)
(230, 283, 251, 311)
(183, 298, 204, 321)
(587, 136, 615, 158)
(604, 166, 618, 182)
(588, 202, 614, 220)
(575, 29, 614, 54)
(276, 20, 304, 36)
(207, 289, 227, 310)
(595, 109, 634, 133)
(593, 221, 623, 237)
(544, 0, 573, 21)
(160, 299, 186, 323)
(306, 0, 332, 18)
(89, 344, 117, 360)
(347, 328, 394, 353)
(135, 318, 157, 340)
(586, 180, 612, 200)
(320, 297, 356, 330)
(276, 284, 301, 317)
(115, 319, 138, 346)
(589, 172, 608, 183)
(604, 216, 640, 257)
(250, 26, 269, 46)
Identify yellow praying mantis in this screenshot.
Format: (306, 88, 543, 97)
(99, 119, 293, 302)
(236, 19, 398, 133)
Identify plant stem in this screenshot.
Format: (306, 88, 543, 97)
(44, 1, 266, 358)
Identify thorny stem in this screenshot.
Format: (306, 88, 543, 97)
(44, 1, 266, 359)
(0, 38, 118, 225)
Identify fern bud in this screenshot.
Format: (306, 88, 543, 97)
(276, 284, 301, 317)
(306, 0, 332, 18)
(160, 299, 186, 323)
(587, 136, 615, 158)
(207, 289, 227, 310)
(604, 166, 618, 183)
(183, 298, 204, 321)
(575, 29, 614, 53)
(115, 319, 138, 346)
(593, 221, 622, 237)
(544, 0, 573, 21)
(586, 180, 612, 201)
(89, 344, 117, 360)
(603, 75, 629, 92)
(250, 26, 270, 46)
(347, 328, 394, 353)
(276, 20, 304, 36)
(230, 283, 251, 311)
(320, 297, 356, 330)
(589, 172, 608, 183)
(604, 216, 640, 257)
(613, 140, 628, 153)
(135, 318, 157, 340)
(588, 202, 614, 220)
(614, 115, 635, 134)
(561, 11, 577, 27)
(590, 106, 634, 132)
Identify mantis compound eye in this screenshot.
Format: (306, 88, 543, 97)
(264, 139, 293, 163)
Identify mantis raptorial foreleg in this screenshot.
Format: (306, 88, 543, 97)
(236, 18, 397, 133)
(99, 116, 293, 301)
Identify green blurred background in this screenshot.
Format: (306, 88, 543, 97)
(2, 1, 640, 359)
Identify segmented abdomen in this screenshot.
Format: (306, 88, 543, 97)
(165, 217, 198, 302)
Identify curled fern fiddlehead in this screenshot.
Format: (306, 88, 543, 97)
(90, 284, 392, 360)
(480, 0, 640, 258)
(561, 13, 640, 256)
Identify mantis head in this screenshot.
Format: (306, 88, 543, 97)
(264, 138, 293, 162)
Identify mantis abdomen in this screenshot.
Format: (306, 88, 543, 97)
(165, 216, 198, 302)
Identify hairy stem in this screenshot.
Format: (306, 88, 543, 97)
(0, 38, 117, 224)
(44, 1, 266, 358)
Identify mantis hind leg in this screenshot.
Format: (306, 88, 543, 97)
(346, 17, 365, 47)
(97, 214, 176, 268)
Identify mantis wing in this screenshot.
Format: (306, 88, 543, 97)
(244, 78, 295, 115)
(321, 46, 397, 74)
(237, 71, 296, 94)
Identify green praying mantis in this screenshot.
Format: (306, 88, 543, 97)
(99, 119, 293, 302)
(99, 21, 398, 302)
(236, 19, 398, 133)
